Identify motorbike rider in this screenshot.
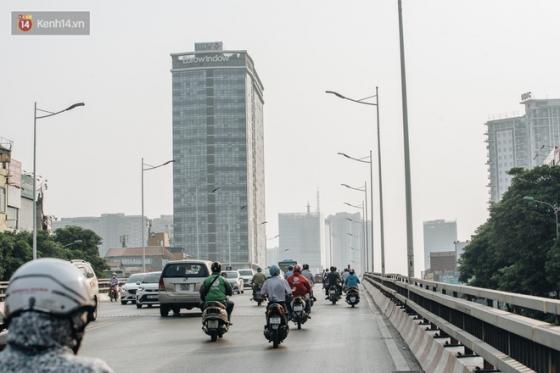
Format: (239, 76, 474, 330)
(110, 273, 119, 298)
(261, 265, 293, 319)
(251, 267, 267, 298)
(344, 268, 360, 290)
(301, 264, 316, 302)
(199, 262, 234, 324)
(341, 268, 350, 292)
(325, 266, 342, 298)
(284, 265, 294, 280)
(287, 265, 312, 314)
(0, 258, 113, 373)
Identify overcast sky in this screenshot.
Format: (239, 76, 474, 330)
(2, 0, 559, 275)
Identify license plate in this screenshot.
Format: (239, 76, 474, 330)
(270, 316, 281, 325)
(176, 283, 195, 291)
(207, 320, 219, 329)
(350, 297, 356, 302)
(293, 305, 303, 311)
(330, 290, 336, 294)
(148, 295, 158, 299)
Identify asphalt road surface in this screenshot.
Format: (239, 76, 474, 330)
(81, 285, 421, 373)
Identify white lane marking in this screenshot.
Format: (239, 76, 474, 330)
(363, 285, 412, 371)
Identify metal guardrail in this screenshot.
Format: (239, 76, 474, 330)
(383, 273, 560, 316)
(366, 273, 560, 373)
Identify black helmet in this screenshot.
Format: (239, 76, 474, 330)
(211, 261, 222, 273)
(288, 265, 294, 271)
(330, 266, 336, 272)
(257, 267, 262, 272)
(302, 264, 309, 270)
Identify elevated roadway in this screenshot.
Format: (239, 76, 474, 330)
(81, 285, 420, 372)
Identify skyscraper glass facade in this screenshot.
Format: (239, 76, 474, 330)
(171, 42, 265, 268)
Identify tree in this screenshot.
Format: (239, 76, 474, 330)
(52, 225, 108, 275)
(0, 226, 107, 280)
(460, 165, 560, 297)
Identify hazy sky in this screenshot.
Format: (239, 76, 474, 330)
(2, 0, 560, 275)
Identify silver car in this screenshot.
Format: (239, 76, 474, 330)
(136, 272, 161, 308)
(158, 260, 213, 317)
(120, 273, 145, 305)
(221, 271, 244, 294)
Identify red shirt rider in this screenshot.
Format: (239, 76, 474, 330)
(287, 266, 312, 297)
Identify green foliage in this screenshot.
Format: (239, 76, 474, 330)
(460, 165, 560, 297)
(0, 226, 108, 281)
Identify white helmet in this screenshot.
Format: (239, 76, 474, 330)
(4, 258, 96, 323)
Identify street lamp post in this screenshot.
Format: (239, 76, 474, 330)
(33, 101, 85, 260)
(338, 151, 377, 273)
(345, 201, 367, 274)
(398, 0, 415, 280)
(328, 86, 386, 275)
(342, 183, 370, 271)
(523, 196, 560, 241)
(141, 159, 174, 272)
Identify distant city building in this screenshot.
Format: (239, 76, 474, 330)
(148, 232, 170, 247)
(171, 41, 266, 269)
(324, 212, 364, 274)
(151, 214, 174, 244)
(104, 246, 183, 275)
(0, 139, 41, 233)
(53, 213, 148, 257)
(279, 206, 324, 274)
(486, 95, 560, 202)
(423, 219, 457, 271)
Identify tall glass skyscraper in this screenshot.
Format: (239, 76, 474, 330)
(171, 42, 266, 269)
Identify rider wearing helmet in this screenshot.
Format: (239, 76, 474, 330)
(251, 268, 267, 297)
(199, 262, 234, 323)
(344, 268, 360, 289)
(260, 265, 293, 318)
(283, 265, 294, 280)
(325, 266, 342, 297)
(0, 258, 113, 372)
(287, 265, 312, 314)
(301, 264, 316, 302)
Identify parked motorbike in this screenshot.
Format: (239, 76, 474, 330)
(346, 287, 360, 308)
(328, 285, 340, 305)
(252, 284, 266, 306)
(290, 296, 309, 329)
(264, 302, 289, 348)
(109, 286, 119, 302)
(202, 301, 229, 342)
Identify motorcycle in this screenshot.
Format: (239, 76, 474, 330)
(109, 286, 119, 302)
(290, 296, 309, 329)
(328, 285, 340, 305)
(264, 302, 289, 348)
(252, 284, 266, 306)
(202, 301, 230, 342)
(346, 287, 360, 308)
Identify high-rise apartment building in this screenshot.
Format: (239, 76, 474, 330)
(324, 212, 364, 274)
(423, 219, 457, 271)
(151, 214, 174, 244)
(279, 207, 324, 274)
(171, 42, 266, 269)
(486, 95, 560, 202)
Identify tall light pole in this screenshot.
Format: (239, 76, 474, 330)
(338, 151, 377, 273)
(398, 0, 415, 279)
(523, 196, 560, 241)
(345, 201, 366, 274)
(341, 183, 370, 271)
(141, 159, 174, 271)
(33, 101, 84, 260)
(328, 86, 386, 275)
